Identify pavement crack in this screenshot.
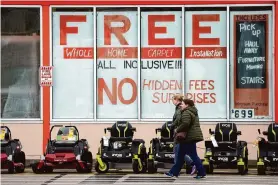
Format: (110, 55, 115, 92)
(41, 174, 66, 185)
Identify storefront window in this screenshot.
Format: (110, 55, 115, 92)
(52, 8, 94, 119)
(96, 8, 138, 119)
(229, 7, 273, 119)
(184, 7, 227, 119)
(140, 8, 183, 119)
(50, 5, 274, 121)
(1, 7, 41, 119)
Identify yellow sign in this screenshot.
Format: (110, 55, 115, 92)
(1, 129, 6, 140)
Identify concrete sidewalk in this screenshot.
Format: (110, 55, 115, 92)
(1, 169, 278, 185)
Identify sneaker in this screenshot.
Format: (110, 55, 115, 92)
(193, 175, 206, 179)
(164, 172, 178, 179)
(190, 165, 197, 175)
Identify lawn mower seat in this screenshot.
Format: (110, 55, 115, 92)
(215, 123, 238, 142)
(1, 128, 11, 148)
(109, 121, 134, 143)
(266, 123, 278, 142)
(214, 123, 240, 150)
(265, 123, 278, 150)
(1, 127, 11, 141)
(160, 121, 174, 143)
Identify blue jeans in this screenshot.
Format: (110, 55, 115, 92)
(170, 143, 206, 176)
(174, 144, 193, 165)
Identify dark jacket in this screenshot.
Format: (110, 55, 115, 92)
(174, 106, 204, 144)
(172, 103, 181, 129)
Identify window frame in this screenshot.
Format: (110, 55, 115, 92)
(228, 4, 275, 122)
(49, 4, 275, 124)
(0, 5, 43, 123)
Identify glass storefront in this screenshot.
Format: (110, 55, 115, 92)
(1, 3, 275, 122)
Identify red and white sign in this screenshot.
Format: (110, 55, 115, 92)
(52, 12, 94, 119)
(141, 11, 182, 119)
(40, 66, 53, 86)
(185, 11, 227, 119)
(97, 11, 138, 119)
(51, 10, 230, 120)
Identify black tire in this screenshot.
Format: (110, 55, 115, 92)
(15, 166, 25, 173)
(132, 160, 140, 174)
(81, 152, 93, 164)
(244, 155, 249, 173)
(14, 151, 25, 173)
(141, 161, 147, 173)
(238, 165, 246, 175)
(147, 160, 157, 174)
(8, 162, 14, 174)
(204, 161, 213, 174)
(45, 166, 53, 173)
(132, 160, 146, 174)
(80, 151, 93, 173)
(95, 161, 109, 173)
(76, 166, 91, 173)
(32, 163, 44, 174)
(257, 165, 266, 175)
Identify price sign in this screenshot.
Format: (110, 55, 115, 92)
(40, 66, 53, 86)
(0, 128, 6, 140)
(231, 109, 254, 119)
(103, 136, 109, 147)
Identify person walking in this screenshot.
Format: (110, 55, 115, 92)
(171, 95, 196, 175)
(166, 99, 206, 179)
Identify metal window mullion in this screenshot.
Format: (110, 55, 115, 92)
(40, 6, 43, 120)
(49, 6, 53, 122)
(271, 5, 275, 121)
(182, 6, 185, 96)
(93, 7, 97, 121)
(227, 5, 230, 122)
(137, 7, 141, 121)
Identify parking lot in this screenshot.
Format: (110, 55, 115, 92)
(1, 169, 278, 185)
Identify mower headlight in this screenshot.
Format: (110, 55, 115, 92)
(17, 141, 22, 150)
(103, 153, 108, 157)
(113, 142, 122, 149)
(231, 157, 237, 162)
